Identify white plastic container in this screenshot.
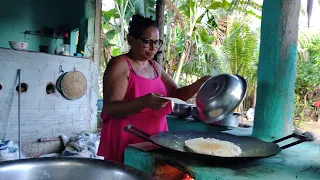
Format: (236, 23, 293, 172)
(60, 44, 70, 56)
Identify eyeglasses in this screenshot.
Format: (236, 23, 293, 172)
(137, 37, 163, 48)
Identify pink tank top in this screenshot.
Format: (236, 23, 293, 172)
(97, 55, 172, 163)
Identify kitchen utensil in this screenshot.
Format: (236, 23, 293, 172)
(160, 97, 188, 105)
(171, 103, 195, 118)
(124, 125, 316, 162)
(196, 74, 247, 123)
(60, 44, 70, 56)
(210, 112, 241, 127)
(54, 46, 58, 54)
(0, 157, 155, 180)
(56, 71, 87, 100)
(17, 70, 21, 159)
(8, 41, 28, 50)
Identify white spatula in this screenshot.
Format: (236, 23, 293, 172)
(159, 97, 189, 105)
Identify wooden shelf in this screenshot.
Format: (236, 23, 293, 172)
(23, 31, 65, 39)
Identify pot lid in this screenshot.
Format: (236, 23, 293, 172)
(195, 74, 247, 123)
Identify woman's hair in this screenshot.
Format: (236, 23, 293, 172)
(128, 14, 159, 37)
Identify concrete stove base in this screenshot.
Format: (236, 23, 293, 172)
(124, 141, 320, 180)
(124, 116, 320, 180)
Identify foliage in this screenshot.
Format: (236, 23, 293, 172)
(180, 13, 260, 91)
(169, 0, 262, 84)
(99, 0, 157, 98)
(133, 0, 157, 19)
(101, 0, 157, 57)
(101, 8, 122, 57)
(296, 32, 320, 94)
(294, 32, 320, 126)
(222, 14, 259, 96)
(100, 0, 262, 93)
(296, 33, 320, 96)
(99, 0, 320, 129)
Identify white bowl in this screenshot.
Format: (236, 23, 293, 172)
(8, 41, 28, 50)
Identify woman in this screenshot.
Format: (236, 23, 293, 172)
(98, 14, 210, 163)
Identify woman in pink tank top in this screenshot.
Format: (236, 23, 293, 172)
(98, 15, 210, 163)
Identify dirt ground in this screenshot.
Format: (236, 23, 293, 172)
(299, 121, 320, 139)
(240, 118, 320, 139)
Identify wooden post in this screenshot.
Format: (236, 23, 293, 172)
(156, 0, 165, 68)
(94, 0, 102, 64)
(252, 0, 301, 141)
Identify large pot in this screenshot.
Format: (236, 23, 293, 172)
(196, 74, 247, 123)
(171, 103, 195, 118)
(0, 158, 155, 180)
(210, 112, 241, 127)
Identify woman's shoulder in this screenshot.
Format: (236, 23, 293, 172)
(107, 55, 129, 69)
(109, 55, 128, 65)
(105, 55, 130, 76)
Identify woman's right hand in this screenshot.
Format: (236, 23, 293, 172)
(142, 93, 170, 110)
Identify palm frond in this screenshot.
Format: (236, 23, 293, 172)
(221, 13, 259, 94)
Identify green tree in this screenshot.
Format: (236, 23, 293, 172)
(170, 0, 261, 84)
(295, 32, 320, 126)
(222, 14, 259, 98)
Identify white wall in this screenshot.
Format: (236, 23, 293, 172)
(0, 48, 98, 157)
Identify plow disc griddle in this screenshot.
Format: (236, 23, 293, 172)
(124, 125, 316, 161)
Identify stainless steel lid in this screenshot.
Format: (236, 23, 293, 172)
(195, 74, 247, 123)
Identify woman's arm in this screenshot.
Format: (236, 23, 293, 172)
(103, 56, 147, 118)
(154, 61, 210, 101)
(174, 76, 211, 101)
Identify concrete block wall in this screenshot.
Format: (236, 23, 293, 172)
(0, 48, 98, 157)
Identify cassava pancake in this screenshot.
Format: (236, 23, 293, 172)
(184, 137, 242, 157)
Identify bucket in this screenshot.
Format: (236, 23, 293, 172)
(97, 99, 103, 111)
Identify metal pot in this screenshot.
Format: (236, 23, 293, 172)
(196, 74, 247, 123)
(210, 112, 241, 127)
(0, 158, 155, 180)
(171, 103, 195, 118)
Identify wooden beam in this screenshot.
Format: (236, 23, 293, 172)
(156, 0, 165, 68)
(252, 0, 301, 141)
(94, 0, 102, 64)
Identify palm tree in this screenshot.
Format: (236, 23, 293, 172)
(168, 0, 261, 84)
(102, 0, 157, 54)
(222, 14, 260, 109)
